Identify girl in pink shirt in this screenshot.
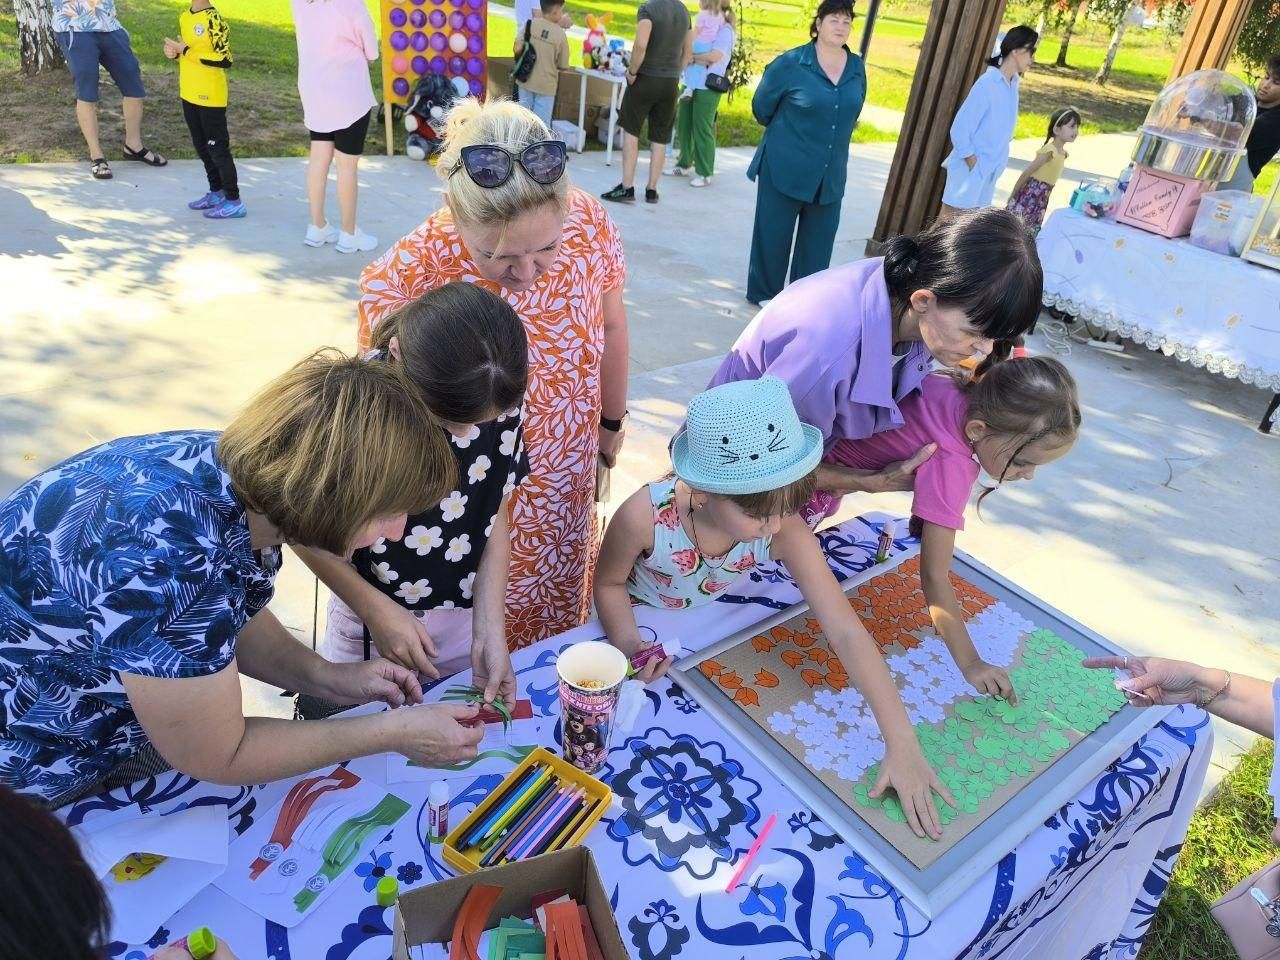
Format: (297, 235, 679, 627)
(292, 0, 380, 252)
(826, 357, 1080, 703)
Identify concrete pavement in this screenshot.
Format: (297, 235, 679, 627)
(1, 131, 1277, 799)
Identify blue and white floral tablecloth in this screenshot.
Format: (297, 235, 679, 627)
(1038, 208, 1280, 400)
(69, 515, 1211, 960)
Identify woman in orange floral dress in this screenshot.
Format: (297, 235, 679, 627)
(358, 99, 630, 651)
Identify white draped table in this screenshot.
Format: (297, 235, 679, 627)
(1037, 208, 1280, 431)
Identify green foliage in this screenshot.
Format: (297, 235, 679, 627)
(724, 0, 762, 102)
(1236, 1, 1280, 80)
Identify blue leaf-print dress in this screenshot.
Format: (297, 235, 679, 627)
(0, 430, 280, 803)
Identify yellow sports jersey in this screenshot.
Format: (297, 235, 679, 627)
(179, 5, 232, 107)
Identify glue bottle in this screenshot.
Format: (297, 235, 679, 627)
(428, 780, 449, 843)
(874, 519, 897, 563)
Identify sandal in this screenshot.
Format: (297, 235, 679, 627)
(90, 158, 113, 180)
(122, 145, 168, 167)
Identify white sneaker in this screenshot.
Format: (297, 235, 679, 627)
(667, 166, 689, 177)
(304, 222, 339, 247)
(689, 175, 710, 187)
(336, 227, 378, 254)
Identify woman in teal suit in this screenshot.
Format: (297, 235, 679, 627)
(746, 0, 865, 305)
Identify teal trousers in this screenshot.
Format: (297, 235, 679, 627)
(746, 167, 842, 304)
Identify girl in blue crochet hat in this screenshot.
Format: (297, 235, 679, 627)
(595, 376, 955, 839)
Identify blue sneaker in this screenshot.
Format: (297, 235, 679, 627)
(203, 198, 246, 219)
(188, 190, 224, 210)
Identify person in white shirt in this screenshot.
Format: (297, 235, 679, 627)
(939, 25, 1038, 219)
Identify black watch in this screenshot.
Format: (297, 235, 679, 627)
(600, 411, 629, 432)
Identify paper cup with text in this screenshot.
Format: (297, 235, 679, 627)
(556, 641, 628, 774)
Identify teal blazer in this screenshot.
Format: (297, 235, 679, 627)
(747, 42, 867, 205)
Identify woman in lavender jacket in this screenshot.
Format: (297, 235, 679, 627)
(707, 207, 1043, 520)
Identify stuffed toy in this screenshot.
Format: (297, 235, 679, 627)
(605, 38, 630, 76)
(403, 73, 459, 161)
(582, 13, 613, 71)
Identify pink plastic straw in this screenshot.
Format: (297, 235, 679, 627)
(724, 813, 777, 893)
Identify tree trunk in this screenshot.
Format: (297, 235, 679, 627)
(1055, 1, 1087, 67)
(1094, 8, 1131, 85)
(16, 0, 63, 76)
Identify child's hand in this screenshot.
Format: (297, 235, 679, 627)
(870, 742, 955, 840)
(163, 37, 183, 59)
(611, 635, 672, 684)
(960, 658, 1016, 704)
(367, 603, 441, 680)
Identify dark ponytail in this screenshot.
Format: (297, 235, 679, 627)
(987, 24, 1038, 68)
(883, 207, 1043, 344)
(371, 282, 529, 424)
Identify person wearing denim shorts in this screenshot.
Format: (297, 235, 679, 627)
(52, 0, 167, 179)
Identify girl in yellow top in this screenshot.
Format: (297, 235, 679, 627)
(1006, 106, 1080, 235)
(163, 2, 244, 218)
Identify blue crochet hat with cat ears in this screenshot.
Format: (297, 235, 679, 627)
(671, 375, 824, 494)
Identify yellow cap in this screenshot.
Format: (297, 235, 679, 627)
(187, 927, 216, 960)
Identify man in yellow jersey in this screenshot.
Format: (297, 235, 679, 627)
(163, 0, 243, 218)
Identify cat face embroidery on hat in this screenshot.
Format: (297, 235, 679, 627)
(673, 376, 824, 495)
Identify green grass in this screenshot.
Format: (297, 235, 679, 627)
(1142, 739, 1278, 959)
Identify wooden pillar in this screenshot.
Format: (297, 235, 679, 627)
(1169, 0, 1253, 81)
(868, 0, 1008, 252)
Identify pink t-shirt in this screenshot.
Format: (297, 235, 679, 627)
(828, 375, 980, 530)
(291, 0, 379, 134)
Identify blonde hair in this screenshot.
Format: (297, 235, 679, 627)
(436, 98, 571, 228)
(218, 349, 456, 555)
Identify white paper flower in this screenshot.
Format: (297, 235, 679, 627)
(440, 491, 468, 522)
(395, 579, 431, 604)
(369, 537, 387, 555)
(806, 746, 835, 771)
(467, 455, 492, 485)
(445, 534, 472, 563)
(459, 572, 476, 600)
(371, 561, 398, 585)
(403, 525, 443, 556)
(450, 424, 481, 449)
(500, 429, 518, 456)
(768, 712, 796, 736)
(835, 755, 872, 783)
(814, 689, 843, 712)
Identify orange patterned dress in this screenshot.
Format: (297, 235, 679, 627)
(357, 188, 626, 650)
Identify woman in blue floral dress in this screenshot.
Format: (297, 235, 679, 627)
(0, 351, 486, 807)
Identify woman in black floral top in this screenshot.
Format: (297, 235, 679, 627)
(297, 283, 529, 707)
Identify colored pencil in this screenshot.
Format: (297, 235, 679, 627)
(523, 793, 591, 860)
(503, 788, 577, 864)
(477, 778, 557, 852)
(458, 762, 540, 846)
(479, 768, 554, 844)
(508, 788, 585, 862)
(724, 813, 777, 893)
(546, 795, 601, 853)
(480, 785, 568, 866)
(458, 764, 544, 847)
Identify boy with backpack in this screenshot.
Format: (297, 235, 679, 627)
(513, 0, 571, 127)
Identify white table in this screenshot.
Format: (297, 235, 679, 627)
(1038, 208, 1280, 431)
(574, 67, 626, 166)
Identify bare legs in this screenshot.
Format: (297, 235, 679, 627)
(121, 96, 143, 153)
(307, 140, 336, 229)
(307, 142, 361, 234)
(75, 100, 103, 158)
(619, 132, 663, 192)
(334, 150, 360, 235)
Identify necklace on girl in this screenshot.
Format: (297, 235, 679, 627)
(686, 491, 729, 570)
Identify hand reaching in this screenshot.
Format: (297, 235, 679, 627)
(960, 657, 1017, 705)
(368, 604, 440, 679)
(1082, 655, 1204, 706)
(472, 632, 517, 710)
(870, 742, 955, 840)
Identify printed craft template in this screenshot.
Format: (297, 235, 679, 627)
(215, 766, 410, 927)
(673, 547, 1171, 917)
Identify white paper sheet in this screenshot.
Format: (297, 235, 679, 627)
(73, 804, 230, 945)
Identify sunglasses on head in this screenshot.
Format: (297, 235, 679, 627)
(448, 141, 568, 188)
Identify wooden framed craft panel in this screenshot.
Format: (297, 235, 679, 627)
(672, 547, 1171, 918)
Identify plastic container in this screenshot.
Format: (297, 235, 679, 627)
(1188, 189, 1265, 257)
(1131, 69, 1256, 182)
(1243, 176, 1280, 271)
(428, 780, 450, 843)
(443, 748, 611, 874)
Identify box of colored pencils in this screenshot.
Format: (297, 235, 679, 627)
(443, 747, 611, 874)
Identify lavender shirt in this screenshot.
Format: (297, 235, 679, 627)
(708, 258, 934, 451)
